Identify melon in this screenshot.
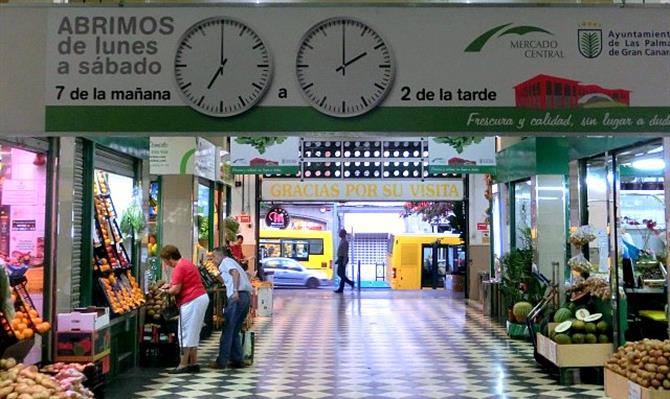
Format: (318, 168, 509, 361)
(572, 320, 586, 331)
(555, 320, 572, 334)
(596, 321, 609, 333)
(571, 333, 585, 344)
(598, 334, 609, 343)
(585, 323, 597, 334)
(575, 308, 591, 321)
(584, 313, 602, 322)
(554, 334, 572, 345)
(585, 333, 598, 344)
(553, 308, 573, 323)
(512, 302, 533, 323)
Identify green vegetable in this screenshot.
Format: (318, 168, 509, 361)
(235, 137, 288, 154)
(433, 137, 483, 154)
(224, 217, 240, 242)
(120, 201, 145, 240)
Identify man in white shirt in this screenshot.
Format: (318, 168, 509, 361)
(209, 246, 253, 369)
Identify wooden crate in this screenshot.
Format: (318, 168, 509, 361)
(605, 368, 670, 399)
(536, 332, 613, 367)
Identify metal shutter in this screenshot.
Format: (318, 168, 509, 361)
(94, 146, 135, 178)
(70, 138, 84, 308)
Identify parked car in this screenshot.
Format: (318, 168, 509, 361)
(261, 257, 330, 288)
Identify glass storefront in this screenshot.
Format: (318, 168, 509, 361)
(0, 145, 48, 364)
(513, 179, 532, 248)
(581, 139, 668, 343)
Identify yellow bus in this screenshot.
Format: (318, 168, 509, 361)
(387, 233, 464, 289)
(259, 229, 334, 278)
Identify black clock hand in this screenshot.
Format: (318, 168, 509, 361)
(206, 59, 228, 89)
(335, 52, 368, 73)
(341, 23, 346, 76)
(220, 23, 225, 65)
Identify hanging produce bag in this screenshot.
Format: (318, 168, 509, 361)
(240, 330, 254, 365)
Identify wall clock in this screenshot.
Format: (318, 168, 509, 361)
(296, 17, 395, 118)
(175, 17, 272, 117)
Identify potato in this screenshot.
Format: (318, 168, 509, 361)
(17, 394, 32, 399)
(646, 364, 659, 373)
(7, 393, 18, 399)
(659, 357, 669, 365)
(652, 379, 662, 388)
(0, 386, 13, 398)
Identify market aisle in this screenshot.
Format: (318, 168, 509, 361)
(105, 289, 607, 398)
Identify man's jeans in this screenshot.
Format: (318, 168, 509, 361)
(217, 291, 251, 366)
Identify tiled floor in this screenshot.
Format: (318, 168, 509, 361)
(105, 289, 608, 398)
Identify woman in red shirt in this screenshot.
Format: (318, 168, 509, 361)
(160, 245, 209, 374)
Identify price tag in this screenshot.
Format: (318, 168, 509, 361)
(628, 381, 641, 399)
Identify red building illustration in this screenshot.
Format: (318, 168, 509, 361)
(514, 74, 630, 110)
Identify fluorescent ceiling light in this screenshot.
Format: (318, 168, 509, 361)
(632, 159, 665, 170)
(648, 146, 664, 154)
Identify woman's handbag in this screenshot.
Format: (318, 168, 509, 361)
(160, 293, 180, 322)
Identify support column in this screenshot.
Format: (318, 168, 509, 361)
(55, 137, 75, 313)
(160, 175, 195, 264)
(468, 174, 492, 302)
(534, 174, 568, 295)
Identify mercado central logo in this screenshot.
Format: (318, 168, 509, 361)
(465, 23, 564, 59)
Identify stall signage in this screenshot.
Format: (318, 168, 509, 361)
(265, 208, 290, 229)
(194, 138, 217, 181)
(429, 137, 496, 174)
(476, 223, 489, 232)
(35, 7, 670, 134)
(231, 137, 300, 175)
(261, 179, 464, 201)
(237, 214, 251, 224)
(149, 137, 196, 175)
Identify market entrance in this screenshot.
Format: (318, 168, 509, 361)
(248, 137, 485, 293)
(257, 200, 468, 292)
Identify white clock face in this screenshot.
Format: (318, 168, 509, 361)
(175, 17, 272, 117)
(296, 17, 395, 118)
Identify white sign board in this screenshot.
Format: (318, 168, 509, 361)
(194, 138, 217, 181)
(149, 137, 195, 175)
(429, 137, 496, 174)
(39, 7, 670, 133)
(231, 137, 300, 175)
(261, 179, 463, 201)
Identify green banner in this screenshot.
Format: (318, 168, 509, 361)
(45, 106, 670, 133)
(231, 165, 299, 175)
(429, 165, 496, 174)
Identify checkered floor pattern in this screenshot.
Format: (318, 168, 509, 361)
(105, 289, 608, 398)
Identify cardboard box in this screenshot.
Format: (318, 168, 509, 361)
(55, 326, 111, 362)
(58, 307, 110, 332)
(605, 368, 670, 399)
(536, 332, 613, 367)
(256, 286, 273, 317)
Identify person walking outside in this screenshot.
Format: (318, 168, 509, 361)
(334, 229, 354, 293)
(209, 246, 253, 369)
(159, 245, 210, 374)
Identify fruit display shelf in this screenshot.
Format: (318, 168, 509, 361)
(92, 170, 144, 316)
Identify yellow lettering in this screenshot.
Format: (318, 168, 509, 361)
(270, 184, 281, 198)
(450, 185, 460, 198)
(331, 184, 340, 197)
(282, 184, 292, 198)
(367, 184, 378, 198)
(383, 184, 392, 197)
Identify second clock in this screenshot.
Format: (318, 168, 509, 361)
(296, 17, 395, 118)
